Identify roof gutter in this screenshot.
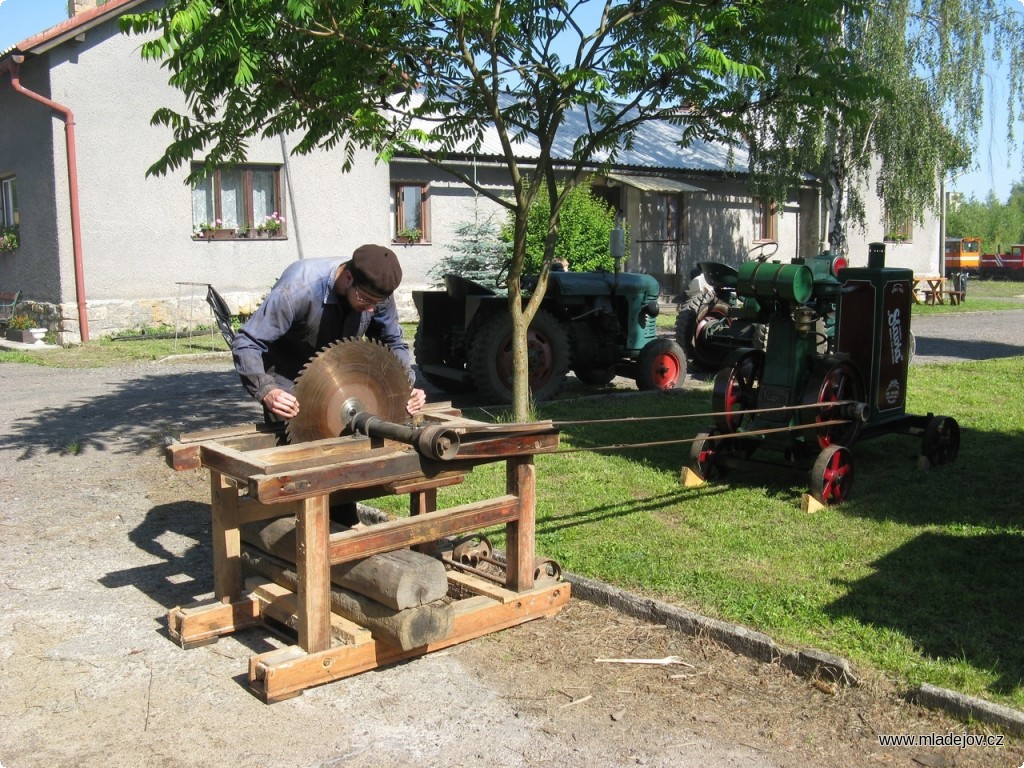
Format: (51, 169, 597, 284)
(3, 54, 90, 342)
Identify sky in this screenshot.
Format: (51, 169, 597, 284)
(1, 0, 1022, 202)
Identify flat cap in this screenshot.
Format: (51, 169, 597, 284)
(349, 244, 403, 297)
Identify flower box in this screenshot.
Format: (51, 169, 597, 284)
(6, 328, 46, 343)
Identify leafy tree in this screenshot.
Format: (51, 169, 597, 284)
(946, 184, 1024, 251)
(768, 1, 1024, 254)
(122, 0, 875, 419)
(505, 180, 620, 275)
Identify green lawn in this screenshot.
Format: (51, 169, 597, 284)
(373, 356, 1024, 711)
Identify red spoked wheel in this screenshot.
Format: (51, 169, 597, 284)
(810, 445, 854, 505)
(636, 338, 686, 391)
(802, 361, 864, 449)
(712, 349, 764, 433)
(690, 429, 728, 481)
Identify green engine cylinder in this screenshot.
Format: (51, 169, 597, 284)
(737, 260, 814, 304)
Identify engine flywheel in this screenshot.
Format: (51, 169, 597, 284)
(285, 338, 411, 444)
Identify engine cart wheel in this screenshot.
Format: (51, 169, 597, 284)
(636, 338, 686, 391)
(801, 361, 864, 449)
(574, 365, 617, 386)
(690, 430, 729, 481)
(676, 291, 732, 372)
(810, 444, 854, 505)
(712, 348, 764, 433)
(922, 415, 960, 466)
(468, 308, 570, 403)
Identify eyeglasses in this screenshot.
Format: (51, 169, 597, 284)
(350, 284, 388, 307)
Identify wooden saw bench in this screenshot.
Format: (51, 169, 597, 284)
(164, 404, 570, 702)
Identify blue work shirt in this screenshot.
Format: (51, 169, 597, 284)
(232, 258, 413, 404)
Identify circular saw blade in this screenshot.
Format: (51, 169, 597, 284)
(286, 339, 411, 443)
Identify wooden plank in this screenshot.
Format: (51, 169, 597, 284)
(202, 442, 278, 481)
(247, 578, 373, 646)
(178, 421, 281, 445)
(167, 596, 262, 648)
(328, 495, 520, 564)
(390, 474, 465, 496)
(453, 431, 560, 460)
(505, 457, 536, 592)
(167, 427, 282, 471)
(250, 448, 430, 503)
(296, 495, 331, 653)
(249, 580, 571, 702)
(446, 569, 518, 603)
(210, 472, 243, 601)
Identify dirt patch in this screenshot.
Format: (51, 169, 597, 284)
(0, 357, 1021, 767)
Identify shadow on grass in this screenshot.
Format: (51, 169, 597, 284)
(826, 531, 1024, 697)
(3, 368, 260, 459)
(913, 335, 1024, 362)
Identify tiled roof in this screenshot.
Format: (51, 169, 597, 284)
(400, 92, 750, 175)
(1, 0, 146, 58)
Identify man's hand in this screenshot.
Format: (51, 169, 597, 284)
(407, 388, 427, 414)
(263, 387, 300, 419)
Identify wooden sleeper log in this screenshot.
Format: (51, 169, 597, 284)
(239, 516, 449, 610)
(240, 546, 454, 651)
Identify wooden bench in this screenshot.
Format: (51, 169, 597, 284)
(923, 289, 965, 306)
(0, 290, 20, 324)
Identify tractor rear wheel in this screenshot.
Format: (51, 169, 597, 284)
(574, 365, 617, 386)
(676, 291, 732, 372)
(413, 324, 474, 393)
(468, 309, 570, 403)
(635, 338, 686, 390)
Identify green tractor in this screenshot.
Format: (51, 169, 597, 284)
(412, 270, 686, 403)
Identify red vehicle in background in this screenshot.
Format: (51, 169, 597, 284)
(946, 237, 1024, 279)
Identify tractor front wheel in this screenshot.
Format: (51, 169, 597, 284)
(468, 309, 570, 403)
(635, 338, 686, 391)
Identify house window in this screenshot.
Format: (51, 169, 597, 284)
(660, 194, 681, 241)
(0, 176, 17, 229)
(884, 217, 913, 243)
(755, 198, 777, 242)
(192, 165, 284, 238)
(392, 183, 428, 242)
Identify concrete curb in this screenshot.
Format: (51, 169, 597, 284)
(912, 683, 1024, 738)
(564, 572, 856, 685)
(564, 572, 1024, 737)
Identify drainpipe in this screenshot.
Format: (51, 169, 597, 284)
(5, 55, 90, 342)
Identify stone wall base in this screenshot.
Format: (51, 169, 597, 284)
(12, 289, 421, 346)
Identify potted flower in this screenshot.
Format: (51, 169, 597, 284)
(193, 219, 223, 239)
(0, 226, 19, 254)
(256, 212, 285, 237)
(395, 227, 422, 244)
(6, 314, 40, 343)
